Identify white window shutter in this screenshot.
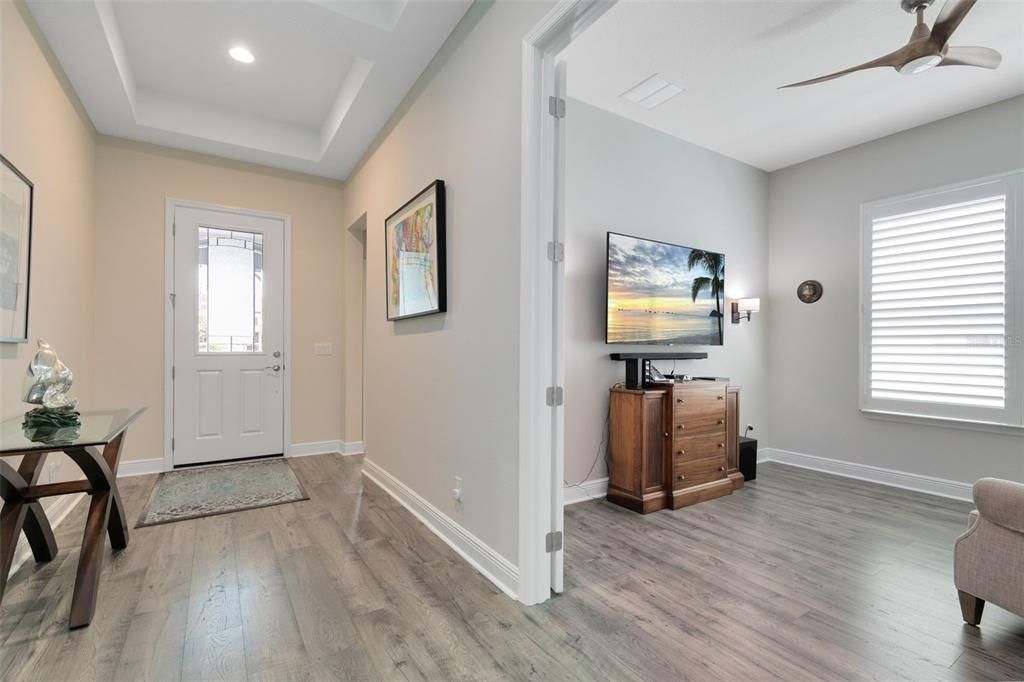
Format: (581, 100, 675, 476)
(870, 195, 1006, 409)
(860, 171, 1024, 430)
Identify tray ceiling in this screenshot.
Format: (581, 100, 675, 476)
(27, 0, 471, 179)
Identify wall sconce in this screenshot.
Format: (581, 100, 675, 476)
(731, 298, 760, 323)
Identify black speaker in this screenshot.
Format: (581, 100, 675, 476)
(739, 437, 757, 481)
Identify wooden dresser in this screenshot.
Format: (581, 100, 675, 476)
(607, 381, 743, 513)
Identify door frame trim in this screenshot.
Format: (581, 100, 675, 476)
(518, 0, 614, 605)
(163, 197, 293, 471)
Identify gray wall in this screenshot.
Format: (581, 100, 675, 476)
(766, 95, 1024, 484)
(565, 99, 770, 485)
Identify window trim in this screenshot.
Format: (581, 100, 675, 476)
(859, 170, 1024, 431)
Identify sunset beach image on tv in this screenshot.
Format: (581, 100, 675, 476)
(606, 232, 725, 345)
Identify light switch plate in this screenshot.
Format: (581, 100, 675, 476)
(314, 342, 333, 356)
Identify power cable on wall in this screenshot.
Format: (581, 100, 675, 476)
(563, 396, 611, 501)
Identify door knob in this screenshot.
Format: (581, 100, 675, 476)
(264, 364, 281, 372)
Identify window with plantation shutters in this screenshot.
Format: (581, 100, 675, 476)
(860, 172, 1024, 430)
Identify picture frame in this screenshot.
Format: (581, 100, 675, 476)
(0, 154, 33, 343)
(384, 179, 446, 321)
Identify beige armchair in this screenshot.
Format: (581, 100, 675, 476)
(954, 477, 1024, 625)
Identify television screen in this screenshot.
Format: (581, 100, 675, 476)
(606, 232, 725, 345)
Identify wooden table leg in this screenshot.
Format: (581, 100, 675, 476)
(98, 434, 129, 550)
(64, 444, 121, 629)
(0, 455, 56, 606)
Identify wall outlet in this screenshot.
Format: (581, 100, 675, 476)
(452, 476, 463, 502)
(314, 342, 333, 356)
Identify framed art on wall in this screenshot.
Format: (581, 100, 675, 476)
(385, 179, 446, 321)
(0, 154, 33, 343)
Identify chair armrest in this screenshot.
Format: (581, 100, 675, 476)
(974, 478, 1024, 534)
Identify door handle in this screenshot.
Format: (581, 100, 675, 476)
(264, 364, 281, 372)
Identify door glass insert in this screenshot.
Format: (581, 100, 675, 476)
(197, 226, 264, 353)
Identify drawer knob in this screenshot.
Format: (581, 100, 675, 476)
(718, 443, 725, 448)
(677, 425, 684, 430)
(677, 474, 686, 481)
(664, 432, 670, 438)
(676, 450, 685, 456)
(677, 399, 685, 404)
(719, 466, 726, 472)
(718, 419, 725, 425)
(717, 395, 724, 400)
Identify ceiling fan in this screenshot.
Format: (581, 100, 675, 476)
(780, 0, 1002, 88)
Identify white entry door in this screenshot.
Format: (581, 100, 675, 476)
(172, 204, 286, 466)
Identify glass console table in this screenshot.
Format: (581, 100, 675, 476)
(0, 408, 145, 628)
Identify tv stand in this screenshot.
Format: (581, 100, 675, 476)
(610, 352, 709, 389)
(608, 382, 743, 513)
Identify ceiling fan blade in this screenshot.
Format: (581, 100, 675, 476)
(939, 45, 1002, 68)
(930, 0, 978, 47)
(778, 49, 907, 89)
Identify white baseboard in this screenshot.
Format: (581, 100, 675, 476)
(564, 477, 608, 505)
(118, 458, 166, 477)
(9, 492, 85, 577)
(341, 441, 366, 455)
(760, 447, 973, 502)
(287, 440, 364, 457)
(287, 440, 343, 457)
(361, 458, 519, 600)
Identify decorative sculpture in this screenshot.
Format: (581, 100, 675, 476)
(22, 339, 80, 441)
(23, 338, 77, 409)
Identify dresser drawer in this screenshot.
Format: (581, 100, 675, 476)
(671, 456, 728, 490)
(671, 387, 726, 423)
(670, 431, 726, 462)
(669, 413, 726, 438)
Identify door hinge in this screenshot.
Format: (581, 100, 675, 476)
(172, 221, 176, 236)
(548, 96, 565, 119)
(545, 531, 563, 553)
(547, 241, 564, 263)
(546, 386, 564, 407)
(171, 437, 175, 451)
(169, 292, 176, 306)
(171, 366, 175, 380)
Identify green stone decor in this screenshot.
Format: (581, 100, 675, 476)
(137, 459, 308, 527)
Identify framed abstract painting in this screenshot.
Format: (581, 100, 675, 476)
(385, 179, 446, 321)
(0, 154, 33, 343)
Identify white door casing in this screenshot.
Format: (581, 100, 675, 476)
(170, 203, 287, 466)
(549, 58, 567, 594)
(520, 0, 614, 605)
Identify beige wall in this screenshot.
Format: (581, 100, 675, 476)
(1, 1, 96, 486)
(340, 1, 552, 564)
(93, 139, 346, 463)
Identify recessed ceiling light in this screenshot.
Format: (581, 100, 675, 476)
(620, 74, 684, 110)
(229, 46, 255, 64)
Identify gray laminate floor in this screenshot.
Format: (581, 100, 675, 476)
(1, 456, 1021, 681)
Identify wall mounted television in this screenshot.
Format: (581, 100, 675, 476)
(606, 232, 725, 346)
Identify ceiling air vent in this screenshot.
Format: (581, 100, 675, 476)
(620, 74, 683, 110)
